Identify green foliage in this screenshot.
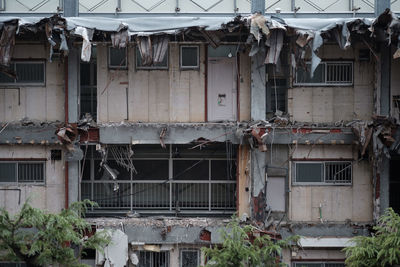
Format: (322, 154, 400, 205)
(344, 208, 400, 267)
(0, 200, 110, 267)
(202, 217, 299, 267)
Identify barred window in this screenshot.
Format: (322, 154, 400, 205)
(293, 263, 345, 267)
(137, 251, 169, 267)
(108, 47, 127, 69)
(0, 162, 45, 183)
(181, 249, 200, 267)
(294, 161, 352, 184)
(295, 62, 353, 86)
(0, 62, 45, 86)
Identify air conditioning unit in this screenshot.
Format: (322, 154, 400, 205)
(0, 0, 5, 11)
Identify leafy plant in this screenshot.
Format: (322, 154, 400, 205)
(202, 216, 299, 267)
(344, 208, 400, 267)
(0, 200, 110, 267)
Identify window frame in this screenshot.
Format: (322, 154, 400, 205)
(135, 46, 169, 70)
(137, 250, 170, 267)
(293, 161, 352, 185)
(180, 45, 200, 70)
(180, 249, 200, 267)
(0, 161, 46, 185)
(108, 47, 128, 69)
(0, 61, 46, 86)
(292, 262, 345, 267)
(294, 61, 353, 86)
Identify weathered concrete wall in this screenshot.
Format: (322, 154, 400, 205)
(0, 44, 65, 122)
(288, 45, 374, 123)
(289, 145, 373, 222)
(291, 249, 345, 261)
(238, 145, 251, 217)
(97, 44, 251, 123)
(0, 145, 65, 214)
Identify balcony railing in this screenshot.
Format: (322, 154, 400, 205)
(81, 180, 236, 214)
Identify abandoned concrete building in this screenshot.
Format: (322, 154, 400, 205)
(1, 0, 400, 266)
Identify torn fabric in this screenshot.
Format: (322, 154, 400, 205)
(74, 26, 93, 62)
(136, 35, 168, 66)
(111, 30, 129, 48)
(136, 36, 152, 66)
(152, 35, 169, 64)
(265, 30, 284, 64)
(250, 13, 269, 43)
(0, 23, 17, 66)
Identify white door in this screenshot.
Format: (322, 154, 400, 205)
(266, 177, 286, 212)
(207, 57, 237, 121)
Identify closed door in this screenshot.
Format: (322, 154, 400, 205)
(207, 57, 237, 121)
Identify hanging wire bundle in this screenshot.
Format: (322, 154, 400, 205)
(108, 145, 137, 174)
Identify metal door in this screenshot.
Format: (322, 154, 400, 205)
(207, 57, 237, 121)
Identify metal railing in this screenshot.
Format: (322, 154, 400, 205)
(81, 180, 236, 213)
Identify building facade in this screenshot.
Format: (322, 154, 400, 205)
(0, 0, 399, 266)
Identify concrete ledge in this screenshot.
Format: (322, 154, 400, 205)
(0, 124, 61, 145)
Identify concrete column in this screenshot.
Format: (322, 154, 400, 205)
(380, 158, 390, 215)
(250, 49, 266, 121)
(63, 0, 78, 17)
(68, 47, 79, 123)
(251, 0, 265, 14)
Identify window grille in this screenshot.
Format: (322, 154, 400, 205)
(81, 145, 237, 214)
(0, 62, 45, 86)
(0, 162, 45, 183)
(294, 62, 353, 86)
(180, 249, 200, 267)
(294, 161, 352, 184)
(108, 47, 127, 69)
(180, 46, 199, 69)
(137, 251, 169, 267)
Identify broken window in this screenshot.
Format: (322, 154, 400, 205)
(180, 46, 199, 69)
(108, 47, 127, 69)
(137, 251, 169, 267)
(294, 161, 352, 184)
(293, 263, 345, 267)
(136, 46, 168, 69)
(0, 61, 45, 86)
(0, 162, 45, 184)
(294, 62, 353, 86)
(81, 144, 237, 214)
(80, 47, 97, 120)
(180, 249, 200, 267)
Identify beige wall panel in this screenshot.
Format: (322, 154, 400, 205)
(13, 45, 46, 59)
(290, 145, 373, 222)
(129, 70, 150, 122)
(312, 87, 334, 123)
(0, 46, 64, 122)
(107, 70, 129, 122)
(169, 44, 190, 122)
(148, 70, 170, 122)
(333, 87, 355, 122)
(239, 51, 251, 121)
(0, 146, 65, 215)
(289, 88, 313, 122)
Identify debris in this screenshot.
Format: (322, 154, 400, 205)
(96, 229, 128, 267)
(0, 22, 17, 67)
(159, 127, 167, 148)
(250, 13, 269, 43)
(111, 30, 129, 48)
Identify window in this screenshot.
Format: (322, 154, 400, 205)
(181, 249, 200, 267)
(108, 47, 127, 69)
(180, 46, 199, 69)
(0, 162, 45, 183)
(81, 144, 237, 214)
(293, 263, 345, 267)
(136, 47, 168, 70)
(294, 161, 352, 184)
(0, 61, 45, 86)
(137, 251, 169, 267)
(80, 47, 97, 120)
(294, 62, 353, 86)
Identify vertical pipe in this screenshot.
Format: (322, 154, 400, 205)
(236, 50, 240, 121)
(64, 57, 69, 209)
(205, 45, 208, 122)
